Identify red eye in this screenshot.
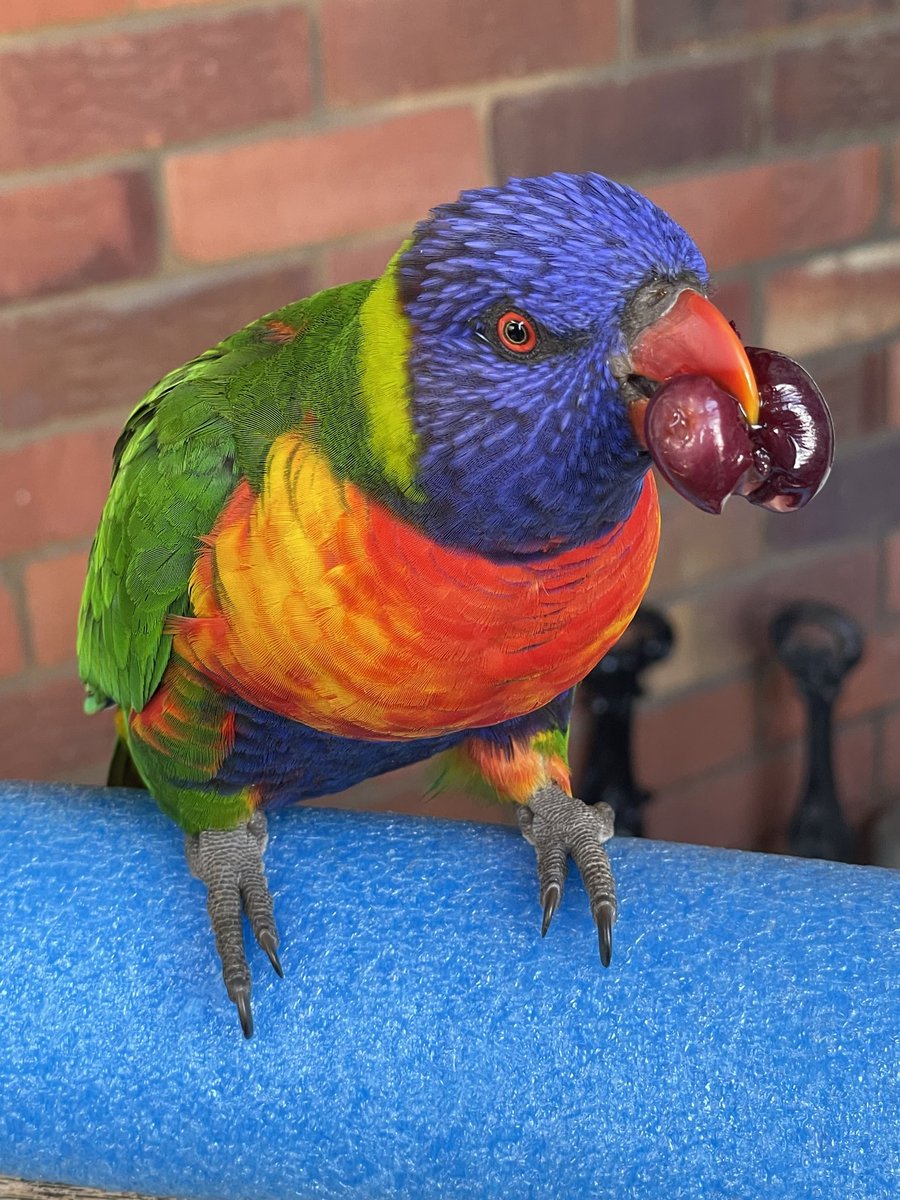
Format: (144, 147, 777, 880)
(497, 311, 538, 354)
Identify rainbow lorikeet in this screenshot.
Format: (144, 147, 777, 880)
(78, 173, 761, 1037)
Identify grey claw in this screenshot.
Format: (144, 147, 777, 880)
(595, 902, 615, 968)
(186, 816, 279, 1037)
(258, 930, 284, 978)
(233, 986, 254, 1039)
(519, 786, 619, 965)
(541, 884, 560, 937)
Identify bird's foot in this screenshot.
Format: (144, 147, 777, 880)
(184, 810, 282, 1038)
(517, 784, 617, 965)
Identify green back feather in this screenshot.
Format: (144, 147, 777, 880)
(78, 346, 242, 714)
(78, 269, 420, 718)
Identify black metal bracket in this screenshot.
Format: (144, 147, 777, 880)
(578, 606, 675, 836)
(770, 601, 863, 862)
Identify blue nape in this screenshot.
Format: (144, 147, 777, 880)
(1, 781, 898, 1200)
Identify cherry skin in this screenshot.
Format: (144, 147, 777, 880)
(641, 350, 834, 516)
(643, 375, 754, 514)
(738, 348, 834, 512)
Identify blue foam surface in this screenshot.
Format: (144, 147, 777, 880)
(0, 781, 898, 1199)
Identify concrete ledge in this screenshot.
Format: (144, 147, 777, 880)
(1, 781, 897, 1199)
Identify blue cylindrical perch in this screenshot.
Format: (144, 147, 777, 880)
(1, 781, 897, 1199)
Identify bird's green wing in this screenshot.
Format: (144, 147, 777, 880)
(77, 344, 244, 715)
(78, 278, 384, 717)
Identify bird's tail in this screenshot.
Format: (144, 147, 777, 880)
(107, 737, 146, 788)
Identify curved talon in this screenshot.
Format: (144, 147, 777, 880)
(232, 985, 254, 1039)
(541, 883, 561, 937)
(595, 901, 615, 968)
(520, 784, 619, 964)
(185, 815, 278, 1038)
(258, 930, 284, 978)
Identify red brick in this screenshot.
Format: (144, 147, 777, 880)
(764, 433, 900, 553)
(24, 550, 90, 668)
(763, 545, 883, 632)
(322, 0, 617, 106)
(885, 531, 900, 613)
(492, 59, 762, 181)
(645, 720, 876, 850)
(886, 338, 900, 427)
(567, 691, 592, 787)
(764, 240, 900, 358)
(66, 759, 113, 787)
(0, 264, 315, 430)
(0, 428, 118, 558)
(0, 0, 126, 34)
(760, 624, 900, 749)
(709, 277, 755, 344)
(648, 483, 765, 597)
(644, 145, 880, 272)
(166, 107, 487, 263)
(774, 28, 900, 144)
(0, 580, 26, 679)
(0, 7, 311, 172)
(757, 662, 808, 748)
(854, 629, 900, 719)
(0, 171, 156, 306)
(0, 676, 116, 783)
(320, 759, 516, 825)
(645, 743, 802, 849)
(322, 236, 404, 289)
(802, 344, 888, 441)
(647, 543, 880, 697)
(836, 719, 879, 828)
(878, 705, 900, 798)
(635, 677, 756, 792)
(135, 0, 224, 8)
(635, 0, 886, 52)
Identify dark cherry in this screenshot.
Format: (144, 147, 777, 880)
(738, 347, 834, 513)
(643, 375, 754, 514)
(642, 349, 834, 516)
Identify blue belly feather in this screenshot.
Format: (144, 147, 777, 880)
(214, 692, 574, 808)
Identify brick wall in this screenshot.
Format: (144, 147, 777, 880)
(1, 0, 899, 852)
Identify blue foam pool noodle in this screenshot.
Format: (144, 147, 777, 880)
(0, 781, 898, 1199)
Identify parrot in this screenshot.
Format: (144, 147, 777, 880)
(78, 172, 764, 1038)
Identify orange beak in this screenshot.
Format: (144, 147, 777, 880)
(628, 290, 760, 444)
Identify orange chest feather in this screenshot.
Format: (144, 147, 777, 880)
(173, 435, 660, 739)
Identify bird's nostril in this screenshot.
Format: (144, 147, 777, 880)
(626, 374, 659, 400)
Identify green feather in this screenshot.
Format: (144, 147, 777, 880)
(78, 269, 424, 721)
(78, 355, 239, 715)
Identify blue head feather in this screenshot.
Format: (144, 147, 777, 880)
(396, 172, 709, 556)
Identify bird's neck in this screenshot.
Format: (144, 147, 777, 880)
(353, 246, 425, 502)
